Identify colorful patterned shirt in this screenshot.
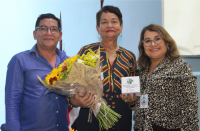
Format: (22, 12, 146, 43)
(78, 43, 137, 108)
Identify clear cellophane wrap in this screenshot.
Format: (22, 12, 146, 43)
(37, 47, 105, 120)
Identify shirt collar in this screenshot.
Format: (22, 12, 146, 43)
(29, 44, 66, 59)
(29, 44, 40, 58)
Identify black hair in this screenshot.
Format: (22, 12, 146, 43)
(96, 5, 123, 27)
(35, 13, 61, 29)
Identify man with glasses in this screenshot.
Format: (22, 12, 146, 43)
(1, 13, 69, 131)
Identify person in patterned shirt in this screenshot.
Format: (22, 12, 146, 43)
(69, 5, 137, 131)
(133, 24, 199, 131)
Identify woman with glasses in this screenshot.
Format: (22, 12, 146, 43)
(133, 24, 199, 131)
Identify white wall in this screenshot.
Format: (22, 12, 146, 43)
(0, 0, 162, 130)
(163, 0, 200, 55)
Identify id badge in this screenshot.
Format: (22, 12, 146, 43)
(140, 94, 148, 108)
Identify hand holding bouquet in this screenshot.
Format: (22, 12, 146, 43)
(37, 47, 121, 130)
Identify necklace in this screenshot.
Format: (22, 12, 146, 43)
(151, 60, 162, 66)
(107, 49, 117, 58)
(101, 43, 118, 58)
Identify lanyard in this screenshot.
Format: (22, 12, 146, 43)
(142, 72, 148, 95)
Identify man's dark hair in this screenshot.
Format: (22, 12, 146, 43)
(96, 5, 123, 27)
(35, 13, 61, 29)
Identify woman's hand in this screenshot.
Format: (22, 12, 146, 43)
(69, 92, 95, 108)
(120, 93, 137, 106)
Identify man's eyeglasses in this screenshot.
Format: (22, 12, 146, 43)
(142, 36, 163, 47)
(35, 25, 61, 34)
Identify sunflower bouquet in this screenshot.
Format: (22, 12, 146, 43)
(37, 47, 121, 130)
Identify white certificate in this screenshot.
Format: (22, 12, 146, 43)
(121, 76, 140, 96)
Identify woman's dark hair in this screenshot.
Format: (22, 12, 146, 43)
(35, 13, 61, 29)
(138, 24, 180, 70)
(96, 5, 123, 27)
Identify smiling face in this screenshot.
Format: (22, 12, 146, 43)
(33, 18, 62, 50)
(96, 12, 123, 41)
(143, 30, 168, 62)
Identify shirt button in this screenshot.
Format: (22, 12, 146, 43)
(56, 97, 58, 99)
(57, 124, 59, 127)
(56, 111, 58, 113)
(111, 75, 112, 78)
(111, 83, 113, 85)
